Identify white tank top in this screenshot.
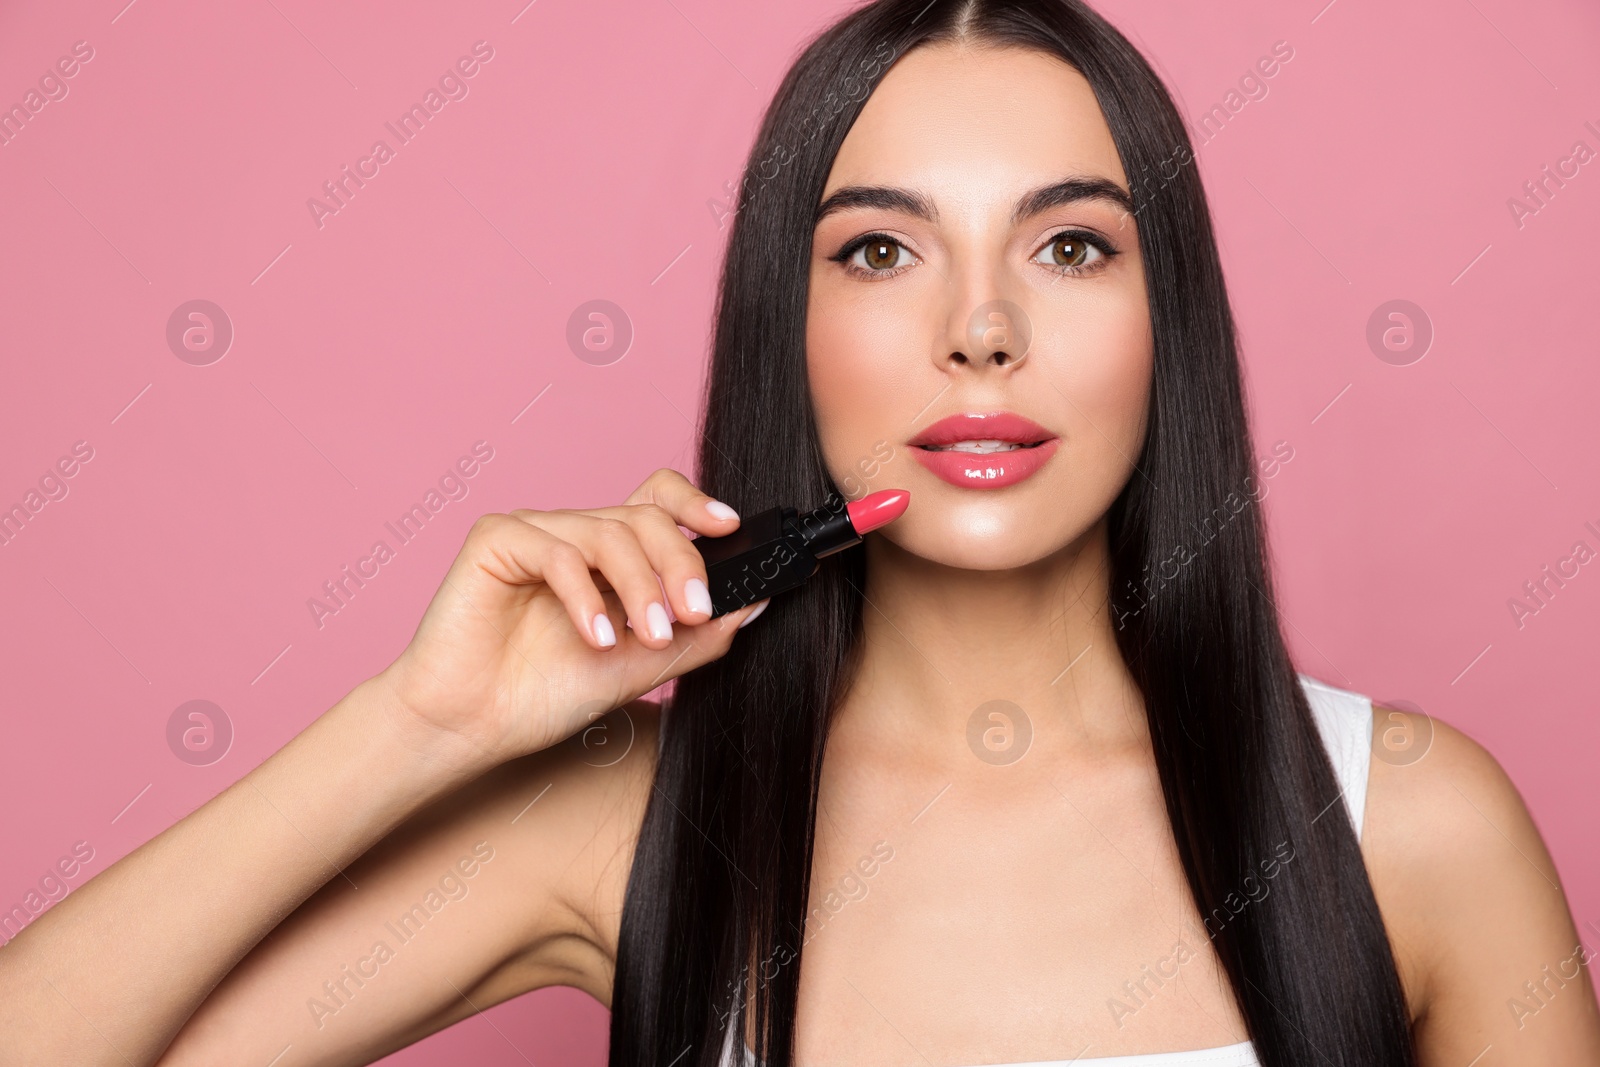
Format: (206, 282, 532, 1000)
(717, 672, 1375, 1067)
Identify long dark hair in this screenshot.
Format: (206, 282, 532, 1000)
(609, 1, 1415, 1064)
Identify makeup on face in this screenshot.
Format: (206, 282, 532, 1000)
(907, 412, 1060, 489)
(693, 489, 910, 616)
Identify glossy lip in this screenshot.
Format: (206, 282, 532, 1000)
(907, 411, 1056, 448)
(912, 438, 1060, 489)
(907, 411, 1061, 490)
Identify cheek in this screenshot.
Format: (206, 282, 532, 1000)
(1045, 287, 1153, 446)
(806, 281, 928, 482)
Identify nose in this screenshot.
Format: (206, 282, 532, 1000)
(938, 296, 1033, 372)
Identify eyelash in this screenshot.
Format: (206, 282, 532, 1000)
(828, 228, 1120, 280)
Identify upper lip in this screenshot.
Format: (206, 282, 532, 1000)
(907, 411, 1057, 448)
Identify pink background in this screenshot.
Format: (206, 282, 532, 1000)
(2, 0, 1597, 1061)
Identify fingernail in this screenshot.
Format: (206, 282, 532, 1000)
(685, 577, 713, 618)
(737, 599, 769, 629)
(592, 613, 616, 648)
(646, 601, 673, 641)
(705, 500, 740, 521)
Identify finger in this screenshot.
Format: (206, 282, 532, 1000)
(623, 596, 770, 693)
(511, 502, 719, 627)
(581, 516, 678, 650)
(620, 502, 717, 624)
(460, 515, 617, 650)
(623, 467, 741, 537)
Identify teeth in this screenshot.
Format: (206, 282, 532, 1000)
(926, 439, 1030, 454)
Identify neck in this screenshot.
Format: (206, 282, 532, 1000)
(834, 517, 1149, 759)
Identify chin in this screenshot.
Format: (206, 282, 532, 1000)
(874, 489, 1089, 573)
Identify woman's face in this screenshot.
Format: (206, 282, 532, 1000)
(807, 41, 1154, 572)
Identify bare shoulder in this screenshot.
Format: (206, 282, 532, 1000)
(1361, 704, 1600, 1061)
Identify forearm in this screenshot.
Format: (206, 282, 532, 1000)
(0, 675, 487, 1066)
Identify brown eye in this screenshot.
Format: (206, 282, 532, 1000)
(860, 239, 901, 270)
(1049, 235, 1089, 267)
(1032, 230, 1108, 272)
(831, 233, 919, 276)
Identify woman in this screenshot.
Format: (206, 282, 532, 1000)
(3, 0, 1596, 1064)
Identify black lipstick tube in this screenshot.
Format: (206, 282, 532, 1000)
(692, 495, 888, 617)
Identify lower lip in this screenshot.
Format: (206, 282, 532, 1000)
(911, 439, 1060, 489)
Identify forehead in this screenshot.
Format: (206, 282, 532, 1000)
(822, 41, 1128, 204)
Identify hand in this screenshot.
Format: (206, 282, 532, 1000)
(374, 468, 767, 768)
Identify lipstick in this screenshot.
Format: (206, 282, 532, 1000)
(692, 489, 910, 617)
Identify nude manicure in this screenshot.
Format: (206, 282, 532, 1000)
(646, 601, 673, 641)
(685, 577, 713, 617)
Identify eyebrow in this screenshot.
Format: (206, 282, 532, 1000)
(813, 176, 1134, 227)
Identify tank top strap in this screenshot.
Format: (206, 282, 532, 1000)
(1295, 672, 1376, 842)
